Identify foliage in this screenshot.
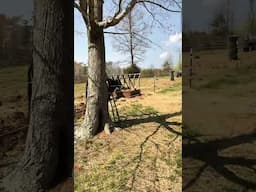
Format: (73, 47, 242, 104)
(141, 68, 155, 77)
(0, 14, 32, 66)
(123, 64, 141, 74)
(210, 12, 228, 37)
(175, 61, 182, 72)
(74, 61, 87, 83)
(162, 60, 172, 71)
(106, 61, 122, 76)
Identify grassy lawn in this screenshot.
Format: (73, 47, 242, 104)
(74, 77, 182, 192)
(182, 50, 256, 192)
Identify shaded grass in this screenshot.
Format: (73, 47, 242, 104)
(201, 77, 239, 89)
(0, 65, 28, 100)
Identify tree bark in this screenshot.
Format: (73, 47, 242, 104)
(128, 12, 135, 66)
(80, 0, 111, 138)
(3, 0, 74, 191)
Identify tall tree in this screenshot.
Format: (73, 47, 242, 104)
(3, 0, 74, 191)
(111, 9, 149, 67)
(75, 0, 181, 138)
(162, 59, 172, 72)
(248, 0, 256, 35)
(211, 12, 228, 37)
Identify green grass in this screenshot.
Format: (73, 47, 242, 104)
(159, 81, 182, 94)
(118, 104, 159, 117)
(0, 65, 28, 99)
(175, 149, 182, 177)
(75, 151, 132, 192)
(182, 124, 202, 138)
(199, 64, 256, 90)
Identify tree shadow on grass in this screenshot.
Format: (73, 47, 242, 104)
(116, 111, 182, 191)
(119, 111, 182, 135)
(183, 132, 256, 191)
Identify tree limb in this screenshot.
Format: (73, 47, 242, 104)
(172, 0, 182, 9)
(114, 0, 124, 17)
(97, 0, 180, 29)
(97, 0, 137, 28)
(137, 0, 181, 13)
(104, 31, 129, 35)
(74, 1, 89, 27)
(74, 1, 82, 12)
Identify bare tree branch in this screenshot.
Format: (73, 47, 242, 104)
(114, 0, 124, 17)
(104, 31, 129, 35)
(97, 0, 180, 29)
(74, 1, 89, 27)
(97, 0, 137, 28)
(137, 0, 181, 13)
(74, 2, 82, 12)
(172, 0, 182, 9)
(133, 31, 163, 50)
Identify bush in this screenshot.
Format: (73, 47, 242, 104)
(141, 69, 155, 77)
(124, 64, 141, 74)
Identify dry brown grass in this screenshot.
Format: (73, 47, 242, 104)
(74, 77, 182, 192)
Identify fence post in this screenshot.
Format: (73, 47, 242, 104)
(154, 75, 156, 93)
(189, 48, 193, 88)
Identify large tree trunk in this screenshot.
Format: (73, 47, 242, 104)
(80, 0, 111, 138)
(3, 0, 74, 191)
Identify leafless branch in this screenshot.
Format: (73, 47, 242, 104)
(114, 0, 124, 17)
(133, 32, 163, 50)
(74, 1, 89, 27)
(97, 0, 137, 28)
(172, 0, 182, 9)
(137, 0, 181, 13)
(104, 31, 129, 35)
(74, 2, 82, 12)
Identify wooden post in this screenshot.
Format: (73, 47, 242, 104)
(170, 70, 175, 81)
(133, 74, 136, 89)
(154, 75, 156, 93)
(189, 48, 193, 88)
(138, 73, 141, 89)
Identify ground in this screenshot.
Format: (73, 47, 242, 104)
(0, 66, 28, 181)
(0, 65, 73, 191)
(74, 77, 182, 192)
(182, 50, 256, 192)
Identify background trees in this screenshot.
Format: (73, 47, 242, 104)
(0, 15, 32, 67)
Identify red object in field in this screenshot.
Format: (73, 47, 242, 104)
(121, 89, 141, 98)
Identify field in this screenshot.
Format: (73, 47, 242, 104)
(74, 77, 182, 192)
(0, 65, 28, 180)
(182, 50, 256, 192)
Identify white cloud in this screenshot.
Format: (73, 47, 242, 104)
(159, 51, 170, 60)
(169, 33, 182, 43)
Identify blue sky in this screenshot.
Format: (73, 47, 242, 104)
(74, 4, 181, 69)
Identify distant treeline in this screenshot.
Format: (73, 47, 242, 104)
(183, 32, 228, 52)
(0, 14, 32, 67)
(74, 61, 180, 83)
(183, 10, 256, 52)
